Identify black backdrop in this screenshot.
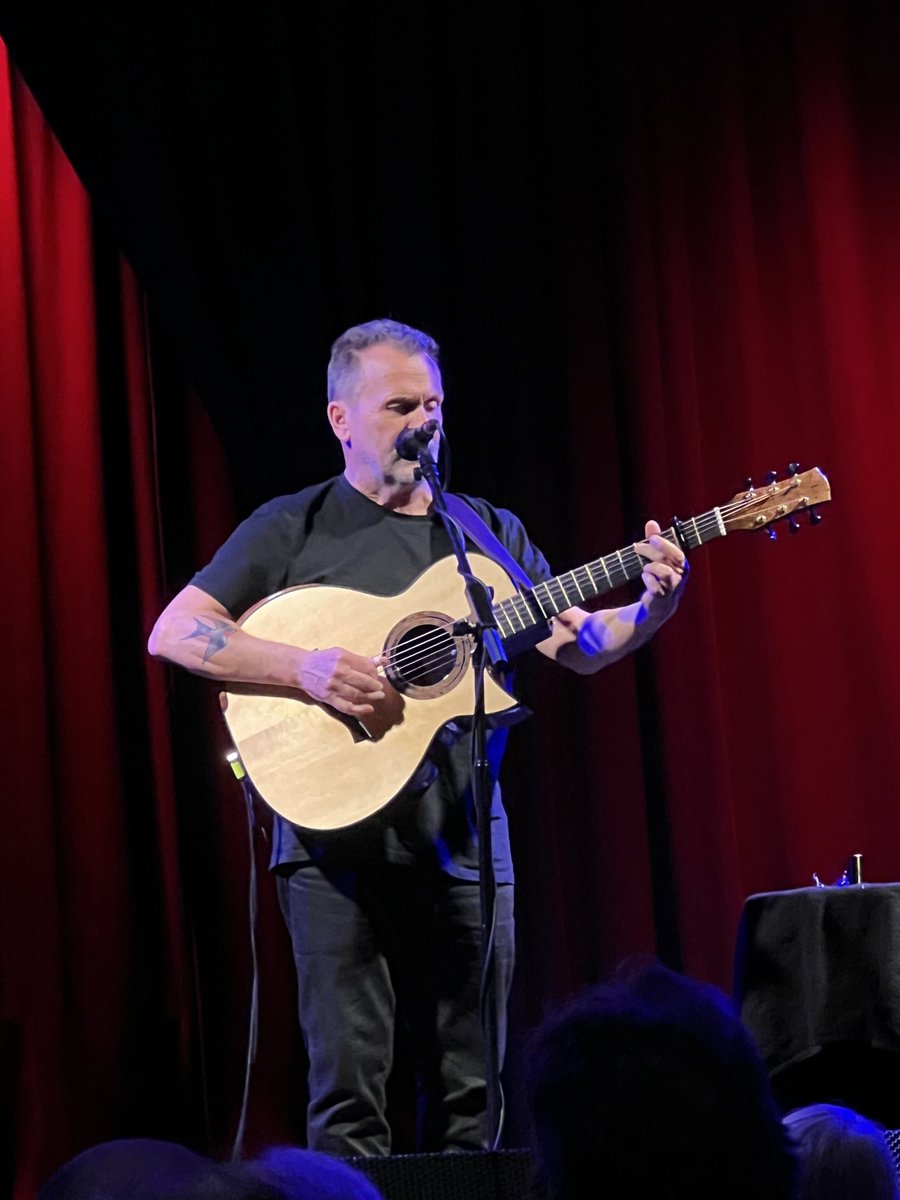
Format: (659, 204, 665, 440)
(0, 0, 640, 525)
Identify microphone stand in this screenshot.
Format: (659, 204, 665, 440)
(413, 439, 507, 1150)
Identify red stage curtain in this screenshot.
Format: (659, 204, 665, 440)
(0, 45, 305, 1199)
(511, 4, 900, 1001)
(0, 41, 202, 1198)
(628, 2, 900, 983)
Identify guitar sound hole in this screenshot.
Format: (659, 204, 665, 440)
(387, 623, 458, 691)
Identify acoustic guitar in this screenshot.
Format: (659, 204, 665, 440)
(221, 466, 831, 830)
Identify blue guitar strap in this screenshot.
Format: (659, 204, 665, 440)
(443, 493, 536, 593)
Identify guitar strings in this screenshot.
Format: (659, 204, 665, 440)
(384, 628, 460, 675)
(402, 649, 461, 685)
(379, 487, 801, 677)
(720, 481, 807, 519)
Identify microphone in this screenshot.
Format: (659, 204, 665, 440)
(395, 418, 440, 461)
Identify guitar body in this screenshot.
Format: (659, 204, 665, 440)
(221, 553, 521, 830)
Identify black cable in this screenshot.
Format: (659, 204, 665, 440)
(439, 424, 452, 491)
(229, 763, 260, 1163)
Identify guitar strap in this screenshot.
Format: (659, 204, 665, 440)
(443, 493, 535, 592)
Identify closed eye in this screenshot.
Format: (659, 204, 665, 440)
(387, 397, 442, 414)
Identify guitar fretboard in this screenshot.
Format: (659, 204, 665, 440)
(492, 507, 726, 639)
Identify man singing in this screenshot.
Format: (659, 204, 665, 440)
(148, 318, 687, 1155)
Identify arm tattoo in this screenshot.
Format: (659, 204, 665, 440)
(181, 618, 237, 662)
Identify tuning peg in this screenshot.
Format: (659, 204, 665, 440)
(809, 507, 823, 525)
(789, 516, 802, 534)
(787, 462, 801, 476)
(767, 528, 778, 541)
(744, 477, 755, 491)
(764, 470, 778, 485)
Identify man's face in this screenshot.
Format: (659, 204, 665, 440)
(328, 343, 444, 486)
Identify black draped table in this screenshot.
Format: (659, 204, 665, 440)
(734, 882, 900, 1124)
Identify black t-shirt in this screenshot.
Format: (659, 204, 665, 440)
(191, 473, 552, 882)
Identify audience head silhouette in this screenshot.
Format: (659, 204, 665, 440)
(36, 1138, 382, 1200)
(246, 1146, 383, 1200)
(784, 1103, 899, 1200)
(527, 960, 797, 1200)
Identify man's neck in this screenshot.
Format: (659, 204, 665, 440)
(343, 469, 433, 516)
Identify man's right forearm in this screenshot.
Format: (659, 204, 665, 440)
(156, 623, 306, 685)
(148, 585, 385, 716)
(148, 598, 307, 688)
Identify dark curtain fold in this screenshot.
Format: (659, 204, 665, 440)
(5, 4, 900, 1196)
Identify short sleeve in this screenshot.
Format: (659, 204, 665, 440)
(190, 497, 299, 618)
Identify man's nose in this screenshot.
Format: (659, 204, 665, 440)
(410, 410, 439, 428)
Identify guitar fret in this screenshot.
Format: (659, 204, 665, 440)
(549, 578, 568, 611)
(518, 592, 534, 626)
(538, 580, 558, 616)
(622, 547, 642, 578)
(509, 596, 526, 632)
(532, 588, 549, 619)
(608, 553, 627, 586)
(571, 570, 585, 602)
(520, 593, 537, 628)
(494, 605, 514, 638)
(502, 600, 519, 633)
(584, 561, 598, 593)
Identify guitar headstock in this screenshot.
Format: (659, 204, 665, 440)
(722, 466, 832, 534)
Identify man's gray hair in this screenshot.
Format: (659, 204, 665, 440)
(327, 318, 440, 403)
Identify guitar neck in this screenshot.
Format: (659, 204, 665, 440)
(492, 506, 726, 639)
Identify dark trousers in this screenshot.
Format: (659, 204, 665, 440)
(276, 860, 515, 1156)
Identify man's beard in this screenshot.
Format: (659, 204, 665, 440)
(385, 457, 421, 487)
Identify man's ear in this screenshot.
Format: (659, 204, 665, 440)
(327, 400, 351, 445)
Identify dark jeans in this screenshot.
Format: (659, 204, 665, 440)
(276, 860, 515, 1156)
